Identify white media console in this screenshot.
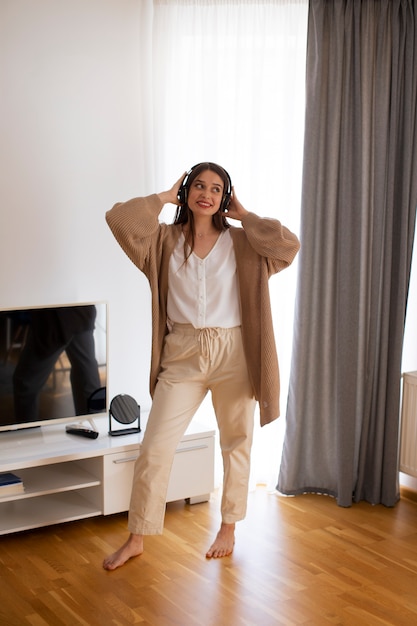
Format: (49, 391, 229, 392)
(0, 414, 215, 536)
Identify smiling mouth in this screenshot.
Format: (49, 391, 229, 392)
(197, 201, 212, 208)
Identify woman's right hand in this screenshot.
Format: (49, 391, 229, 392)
(157, 173, 186, 206)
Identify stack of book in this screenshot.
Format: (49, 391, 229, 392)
(0, 472, 24, 497)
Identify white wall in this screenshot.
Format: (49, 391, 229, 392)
(0, 0, 154, 410)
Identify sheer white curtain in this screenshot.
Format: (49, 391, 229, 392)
(144, 0, 308, 488)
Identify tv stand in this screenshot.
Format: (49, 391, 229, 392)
(0, 414, 215, 535)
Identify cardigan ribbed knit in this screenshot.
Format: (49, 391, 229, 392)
(106, 194, 300, 426)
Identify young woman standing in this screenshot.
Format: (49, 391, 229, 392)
(103, 162, 300, 570)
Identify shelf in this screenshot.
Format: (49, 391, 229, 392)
(0, 490, 102, 535)
(0, 461, 101, 502)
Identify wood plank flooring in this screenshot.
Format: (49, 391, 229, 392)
(1, 486, 417, 625)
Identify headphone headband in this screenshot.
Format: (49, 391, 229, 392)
(177, 162, 232, 212)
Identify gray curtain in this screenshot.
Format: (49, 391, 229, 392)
(277, 0, 417, 507)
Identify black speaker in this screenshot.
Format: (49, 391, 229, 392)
(177, 162, 232, 212)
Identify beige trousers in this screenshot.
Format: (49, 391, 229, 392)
(128, 324, 256, 535)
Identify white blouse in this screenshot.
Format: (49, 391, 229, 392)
(167, 230, 241, 329)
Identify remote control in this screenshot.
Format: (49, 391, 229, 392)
(65, 425, 99, 439)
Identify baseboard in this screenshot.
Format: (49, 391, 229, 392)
(400, 485, 417, 504)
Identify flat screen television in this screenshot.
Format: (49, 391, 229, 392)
(0, 302, 107, 432)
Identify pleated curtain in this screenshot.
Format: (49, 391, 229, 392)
(278, 0, 417, 507)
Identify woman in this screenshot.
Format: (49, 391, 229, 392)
(103, 162, 300, 569)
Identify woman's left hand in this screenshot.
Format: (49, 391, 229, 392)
(222, 187, 249, 221)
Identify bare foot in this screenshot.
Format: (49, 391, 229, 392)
(206, 522, 235, 558)
(103, 533, 144, 570)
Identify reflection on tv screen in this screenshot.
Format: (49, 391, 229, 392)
(0, 303, 107, 429)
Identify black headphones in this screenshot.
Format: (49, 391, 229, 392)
(177, 162, 232, 212)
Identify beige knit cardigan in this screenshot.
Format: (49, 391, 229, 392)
(106, 194, 300, 426)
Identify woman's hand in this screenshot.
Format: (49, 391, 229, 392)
(157, 173, 186, 206)
(222, 187, 249, 221)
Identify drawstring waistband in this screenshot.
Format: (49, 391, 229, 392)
(198, 328, 219, 360)
(169, 323, 240, 362)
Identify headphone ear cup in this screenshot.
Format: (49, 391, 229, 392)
(221, 167, 232, 212)
(177, 185, 186, 204)
(177, 172, 189, 205)
(222, 193, 231, 212)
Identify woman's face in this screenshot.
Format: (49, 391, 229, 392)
(187, 169, 224, 217)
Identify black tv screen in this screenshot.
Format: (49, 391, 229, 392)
(0, 302, 107, 432)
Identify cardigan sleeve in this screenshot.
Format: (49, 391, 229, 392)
(241, 212, 300, 275)
(105, 194, 163, 274)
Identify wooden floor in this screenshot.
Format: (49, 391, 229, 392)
(1, 486, 417, 626)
